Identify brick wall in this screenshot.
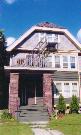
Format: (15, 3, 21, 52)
(43, 73, 52, 114)
(9, 73, 19, 116)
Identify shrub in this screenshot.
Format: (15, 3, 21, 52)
(57, 94, 66, 114)
(1, 112, 12, 120)
(70, 95, 79, 113)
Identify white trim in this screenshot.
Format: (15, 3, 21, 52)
(6, 26, 81, 52)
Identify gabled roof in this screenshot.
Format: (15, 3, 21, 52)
(6, 22, 81, 51)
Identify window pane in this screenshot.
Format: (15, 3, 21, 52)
(64, 83, 70, 97)
(72, 83, 77, 96)
(63, 56, 68, 68)
(70, 57, 75, 62)
(63, 56, 68, 62)
(55, 56, 60, 68)
(70, 57, 75, 68)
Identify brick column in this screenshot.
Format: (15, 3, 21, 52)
(43, 73, 52, 114)
(9, 73, 19, 116)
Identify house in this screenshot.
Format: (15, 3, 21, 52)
(4, 22, 81, 116)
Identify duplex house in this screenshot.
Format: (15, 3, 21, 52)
(5, 22, 81, 116)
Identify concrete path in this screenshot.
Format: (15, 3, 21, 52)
(32, 128, 64, 135)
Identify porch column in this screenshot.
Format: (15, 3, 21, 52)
(9, 73, 19, 116)
(43, 73, 53, 114)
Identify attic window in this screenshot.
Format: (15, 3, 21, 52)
(39, 33, 58, 43)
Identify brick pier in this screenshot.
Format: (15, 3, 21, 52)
(43, 73, 53, 114)
(9, 73, 19, 116)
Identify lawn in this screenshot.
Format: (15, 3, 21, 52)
(0, 121, 33, 135)
(48, 114, 81, 135)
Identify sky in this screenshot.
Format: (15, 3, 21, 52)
(0, 0, 81, 45)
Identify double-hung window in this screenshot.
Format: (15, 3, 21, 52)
(70, 56, 75, 68)
(64, 83, 70, 97)
(63, 56, 68, 68)
(72, 83, 77, 96)
(55, 56, 60, 68)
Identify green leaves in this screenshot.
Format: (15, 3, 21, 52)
(70, 95, 79, 113)
(57, 94, 66, 114)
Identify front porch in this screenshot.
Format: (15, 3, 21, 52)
(8, 70, 54, 119)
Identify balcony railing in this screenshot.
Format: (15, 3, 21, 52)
(10, 55, 52, 68)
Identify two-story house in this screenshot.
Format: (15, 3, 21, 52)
(5, 22, 81, 116)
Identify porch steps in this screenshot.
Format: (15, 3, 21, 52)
(17, 104, 49, 123)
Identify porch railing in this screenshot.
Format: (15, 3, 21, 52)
(11, 55, 52, 68)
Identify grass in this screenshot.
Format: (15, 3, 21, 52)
(0, 120, 33, 135)
(48, 114, 81, 135)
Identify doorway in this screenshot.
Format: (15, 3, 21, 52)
(19, 74, 43, 106)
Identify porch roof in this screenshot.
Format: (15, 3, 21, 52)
(4, 66, 56, 72)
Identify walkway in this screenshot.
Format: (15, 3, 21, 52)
(32, 128, 64, 135)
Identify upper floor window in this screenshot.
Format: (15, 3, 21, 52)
(39, 33, 58, 43)
(55, 56, 60, 68)
(63, 56, 68, 68)
(70, 56, 75, 68)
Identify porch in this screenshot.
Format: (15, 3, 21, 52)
(8, 70, 54, 118)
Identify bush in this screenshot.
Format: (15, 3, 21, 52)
(1, 112, 12, 120)
(57, 94, 66, 114)
(70, 95, 79, 113)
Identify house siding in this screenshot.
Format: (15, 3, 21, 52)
(53, 71, 79, 81)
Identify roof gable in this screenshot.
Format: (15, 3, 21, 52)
(6, 24, 81, 52)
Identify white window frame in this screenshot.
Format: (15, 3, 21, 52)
(71, 82, 79, 97)
(55, 55, 60, 68)
(63, 56, 68, 68)
(70, 56, 76, 69)
(53, 81, 79, 98)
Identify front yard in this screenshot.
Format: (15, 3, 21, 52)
(48, 114, 81, 135)
(0, 120, 33, 135)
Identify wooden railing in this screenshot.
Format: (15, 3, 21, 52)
(10, 55, 52, 68)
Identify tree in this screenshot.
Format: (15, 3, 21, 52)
(0, 30, 6, 108)
(57, 94, 66, 114)
(0, 30, 6, 69)
(70, 95, 79, 113)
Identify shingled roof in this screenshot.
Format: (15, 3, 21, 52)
(36, 22, 65, 29)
